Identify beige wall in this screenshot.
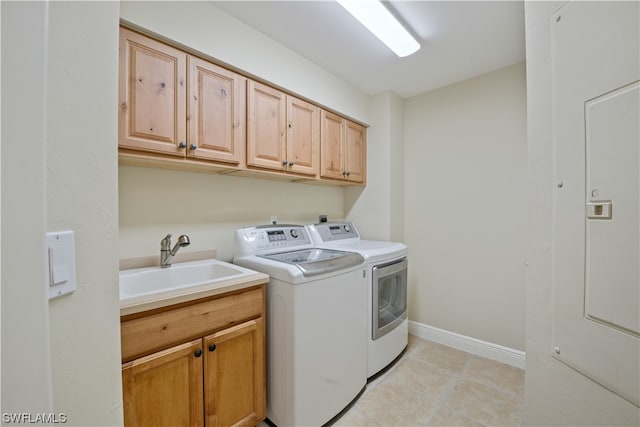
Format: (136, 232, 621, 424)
(346, 91, 405, 241)
(119, 166, 344, 261)
(45, 2, 123, 425)
(1, 1, 54, 415)
(2, 1, 123, 425)
(404, 63, 528, 351)
(523, 2, 640, 424)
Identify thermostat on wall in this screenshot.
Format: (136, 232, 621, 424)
(47, 231, 77, 300)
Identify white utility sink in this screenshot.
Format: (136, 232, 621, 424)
(119, 259, 263, 310)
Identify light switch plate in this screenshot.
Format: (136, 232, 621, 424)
(47, 231, 76, 300)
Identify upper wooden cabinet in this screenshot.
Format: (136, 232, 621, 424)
(119, 27, 365, 185)
(119, 28, 187, 157)
(320, 111, 366, 184)
(119, 28, 245, 166)
(188, 57, 246, 166)
(247, 80, 319, 177)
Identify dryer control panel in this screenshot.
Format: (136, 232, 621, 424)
(312, 222, 360, 242)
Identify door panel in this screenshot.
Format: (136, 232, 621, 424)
(320, 111, 344, 180)
(189, 57, 245, 165)
(204, 319, 265, 427)
(585, 82, 639, 336)
(287, 96, 319, 176)
(247, 81, 286, 171)
(551, 1, 639, 406)
(119, 28, 187, 157)
(345, 121, 366, 183)
(122, 340, 204, 427)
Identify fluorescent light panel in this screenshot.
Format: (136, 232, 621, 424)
(336, 0, 420, 57)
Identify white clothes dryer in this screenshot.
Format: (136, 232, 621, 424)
(308, 221, 408, 378)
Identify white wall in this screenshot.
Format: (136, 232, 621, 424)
(45, 2, 123, 425)
(118, 1, 375, 261)
(2, 2, 123, 425)
(1, 1, 54, 415)
(404, 63, 528, 351)
(346, 91, 405, 242)
(524, 2, 640, 424)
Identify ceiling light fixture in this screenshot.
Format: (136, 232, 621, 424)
(336, 0, 420, 57)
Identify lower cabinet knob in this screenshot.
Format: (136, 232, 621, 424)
(289, 161, 294, 167)
(209, 343, 217, 352)
(194, 349, 202, 358)
(190, 144, 197, 150)
(178, 142, 186, 149)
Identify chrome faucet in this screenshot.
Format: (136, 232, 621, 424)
(160, 234, 191, 268)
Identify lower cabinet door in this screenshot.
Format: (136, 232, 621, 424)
(204, 318, 266, 427)
(122, 339, 204, 427)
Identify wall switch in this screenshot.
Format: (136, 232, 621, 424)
(47, 231, 76, 300)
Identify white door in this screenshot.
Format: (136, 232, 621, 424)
(551, 1, 639, 406)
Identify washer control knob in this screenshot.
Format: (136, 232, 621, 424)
(290, 229, 299, 238)
(344, 225, 351, 233)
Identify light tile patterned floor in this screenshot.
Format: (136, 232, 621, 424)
(261, 334, 525, 426)
(331, 334, 525, 427)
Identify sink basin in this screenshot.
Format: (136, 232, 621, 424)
(119, 259, 259, 307)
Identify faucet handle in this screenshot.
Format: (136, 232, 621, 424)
(161, 234, 172, 249)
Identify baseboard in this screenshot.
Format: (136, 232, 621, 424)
(408, 321, 526, 369)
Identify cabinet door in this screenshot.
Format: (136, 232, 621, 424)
(344, 120, 366, 183)
(204, 318, 266, 427)
(122, 339, 204, 427)
(188, 57, 246, 166)
(320, 110, 345, 180)
(286, 96, 319, 177)
(247, 81, 286, 171)
(119, 28, 187, 157)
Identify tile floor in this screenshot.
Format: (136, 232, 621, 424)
(260, 334, 525, 427)
(331, 334, 525, 426)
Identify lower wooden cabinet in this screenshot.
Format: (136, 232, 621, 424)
(204, 318, 265, 427)
(121, 286, 266, 427)
(122, 340, 204, 427)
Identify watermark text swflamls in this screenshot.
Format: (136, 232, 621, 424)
(2, 413, 68, 424)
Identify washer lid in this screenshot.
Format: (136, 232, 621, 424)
(259, 248, 364, 277)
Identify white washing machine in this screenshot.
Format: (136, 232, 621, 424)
(308, 221, 408, 378)
(233, 225, 368, 427)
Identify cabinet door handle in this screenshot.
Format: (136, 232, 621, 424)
(190, 144, 197, 150)
(289, 161, 294, 167)
(208, 343, 217, 352)
(178, 142, 186, 149)
(194, 349, 202, 358)
(346, 171, 351, 177)
(282, 160, 288, 166)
